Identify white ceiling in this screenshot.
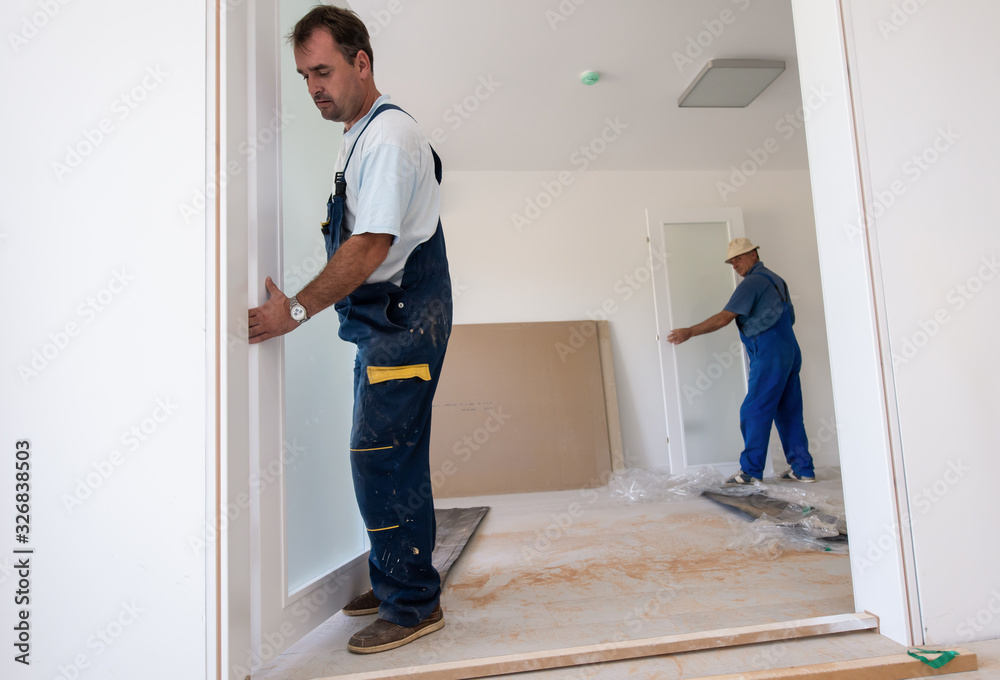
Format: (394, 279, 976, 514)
(346, 0, 806, 172)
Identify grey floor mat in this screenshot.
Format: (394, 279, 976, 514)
(433, 506, 490, 584)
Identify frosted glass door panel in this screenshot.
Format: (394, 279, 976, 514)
(663, 222, 746, 466)
(281, 0, 366, 595)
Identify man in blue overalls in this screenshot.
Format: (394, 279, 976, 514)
(667, 238, 816, 486)
(248, 6, 451, 654)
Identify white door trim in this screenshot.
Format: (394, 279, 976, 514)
(220, 1, 370, 675)
(790, 0, 917, 645)
(646, 207, 747, 476)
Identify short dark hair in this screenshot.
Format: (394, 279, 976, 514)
(287, 5, 374, 71)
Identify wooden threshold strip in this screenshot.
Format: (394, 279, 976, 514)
(686, 647, 977, 680)
(315, 612, 880, 680)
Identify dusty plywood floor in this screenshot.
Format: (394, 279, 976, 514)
(256, 470, 886, 679)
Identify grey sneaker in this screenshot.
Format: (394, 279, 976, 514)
(780, 470, 816, 483)
(347, 604, 444, 654)
(342, 589, 381, 616)
(724, 470, 760, 486)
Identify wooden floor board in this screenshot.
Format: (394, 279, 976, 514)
(681, 648, 978, 679)
(311, 613, 879, 680)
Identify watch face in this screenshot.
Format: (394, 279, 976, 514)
(291, 304, 306, 321)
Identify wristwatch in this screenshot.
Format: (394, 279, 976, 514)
(289, 295, 309, 324)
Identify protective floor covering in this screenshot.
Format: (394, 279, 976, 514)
(257, 471, 868, 679)
(434, 506, 490, 584)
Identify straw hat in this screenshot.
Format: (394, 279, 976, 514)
(724, 237, 759, 263)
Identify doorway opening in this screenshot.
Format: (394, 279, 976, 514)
(225, 0, 915, 676)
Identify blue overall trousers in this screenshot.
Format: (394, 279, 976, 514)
(736, 271, 814, 480)
(321, 104, 452, 627)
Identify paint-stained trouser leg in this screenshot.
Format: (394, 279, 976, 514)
(338, 227, 452, 628)
(349, 344, 446, 627)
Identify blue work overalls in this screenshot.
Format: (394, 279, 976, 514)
(321, 104, 452, 627)
(736, 270, 814, 480)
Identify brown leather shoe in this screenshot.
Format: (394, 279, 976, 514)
(342, 589, 382, 616)
(347, 604, 444, 654)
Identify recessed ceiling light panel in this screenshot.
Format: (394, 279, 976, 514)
(678, 59, 786, 108)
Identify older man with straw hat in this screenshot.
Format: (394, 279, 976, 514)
(667, 238, 815, 485)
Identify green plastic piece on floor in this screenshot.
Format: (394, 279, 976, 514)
(907, 648, 959, 668)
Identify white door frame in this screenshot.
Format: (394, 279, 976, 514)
(218, 1, 370, 676)
(217, 0, 253, 677)
(248, 0, 370, 663)
(791, 0, 918, 645)
(647, 207, 756, 476)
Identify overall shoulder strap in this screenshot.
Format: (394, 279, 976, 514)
(342, 103, 443, 185)
(751, 269, 790, 303)
(342, 103, 399, 172)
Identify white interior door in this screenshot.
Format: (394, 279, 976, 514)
(648, 208, 761, 476)
(246, 0, 369, 669)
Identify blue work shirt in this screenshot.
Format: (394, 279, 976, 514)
(724, 262, 793, 337)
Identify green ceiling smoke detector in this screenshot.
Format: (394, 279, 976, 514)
(580, 71, 600, 86)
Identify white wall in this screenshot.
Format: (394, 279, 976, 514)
(793, 0, 1000, 645)
(440, 169, 838, 473)
(0, 1, 212, 677)
(844, 0, 1000, 644)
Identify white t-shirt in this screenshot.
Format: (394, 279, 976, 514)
(333, 94, 441, 286)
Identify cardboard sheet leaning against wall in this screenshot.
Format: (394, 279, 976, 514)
(429, 321, 614, 498)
